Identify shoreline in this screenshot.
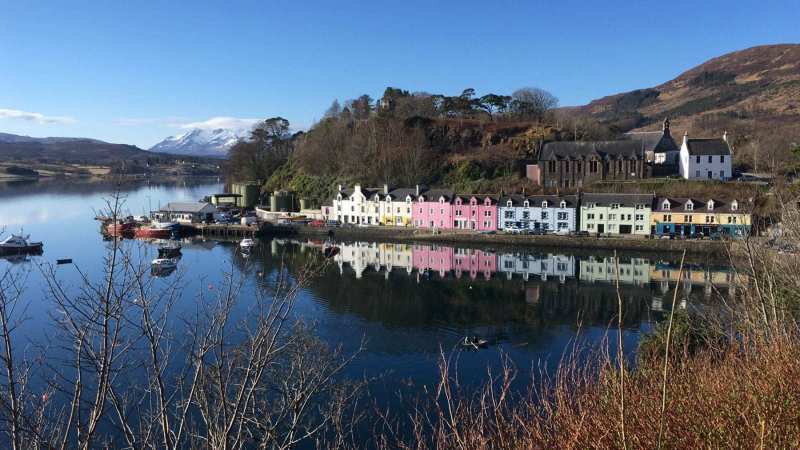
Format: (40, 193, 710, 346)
(273, 226, 731, 260)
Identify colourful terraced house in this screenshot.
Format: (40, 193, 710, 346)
(452, 195, 498, 231)
(580, 193, 653, 236)
(412, 189, 455, 230)
(376, 186, 417, 227)
(651, 197, 751, 238)
(498, 195, 578, 233)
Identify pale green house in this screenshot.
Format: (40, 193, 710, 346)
(579, 193, 653, 236)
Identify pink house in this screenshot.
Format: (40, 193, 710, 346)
(454, 248, 497, 280)
(452, 195, 498, 231)
(412, 189, 454, 230)
(412, 244, 454, 278)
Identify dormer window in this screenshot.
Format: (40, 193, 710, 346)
(542, 201, 548, 208)
(560, 201, 567, 208)
(707, 200, 715, 211)
(686, 201, 693, 211)
(506, 200, 513, 208)
(523, 200, 530, 207)
(470, 198, 477, 206)
(484, 198, 491, 206)
(731, 200, 738, 211)
(662, 200, 670, 211)
(610, 203, 620, 209)
(439, 197, 445, 204)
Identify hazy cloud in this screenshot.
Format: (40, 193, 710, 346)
(114, 116, 188, 126)
(0, 108, 76, 124)
(179, 116, 259, 130)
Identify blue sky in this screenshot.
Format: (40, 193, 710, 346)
(0, 0, 797, 148)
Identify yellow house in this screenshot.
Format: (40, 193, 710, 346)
(377, 186, 416, 227)
(652, 197, 751, 238)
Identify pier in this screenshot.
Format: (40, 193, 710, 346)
(189, 223, 260, 238)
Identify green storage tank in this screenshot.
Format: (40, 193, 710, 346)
(272, 190, 295, 212)
(231, 182, 260, 208)
(299, 198, 307, 211)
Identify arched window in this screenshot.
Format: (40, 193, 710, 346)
(662, 200, 670, 210)
(560, 201, 567, 208)
(523, 200, 529, 207)
(686, 201, 693, 211)
(731, 200, 738, 211)
(542, 201, 548, 208)
(506, 200, 513, 207)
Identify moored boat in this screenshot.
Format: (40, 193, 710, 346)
(240, 238, 257, 250)
(105, 221, 134, 236)
(0, 234, 44, 255)
(151, 258, 177, 270)
(157, 243, 182, 258)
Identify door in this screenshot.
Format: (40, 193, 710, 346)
(598, 224, 605, 234)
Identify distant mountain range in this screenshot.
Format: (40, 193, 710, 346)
(149, 128, 250, 157)
(568, 44, 800, 135)
(0, 132, 214, 164)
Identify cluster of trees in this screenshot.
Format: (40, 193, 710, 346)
(226, 117, 294, 182)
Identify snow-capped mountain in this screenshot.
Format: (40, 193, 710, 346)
(149, 128, 251, 157)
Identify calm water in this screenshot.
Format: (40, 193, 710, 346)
(0, 178, 734, 407)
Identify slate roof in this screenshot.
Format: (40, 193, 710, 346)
(581, 193, 654, 208)
(160, 202, 216, 213)
(654, 197, 743, 213)
(418, 189, 455, 202)
(499, 195, 578, 207)
(540, 141, 646, 161)
(685, 139, 731, 156)
(387, 188, 418, 200)
(454, 194, 498, 204)
(625, 130, 679, 154)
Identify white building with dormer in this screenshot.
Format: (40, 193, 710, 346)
(332, 184, 381, 225)
(679, 132, 733, 180)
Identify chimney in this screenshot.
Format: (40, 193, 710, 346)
(682, 131, 688, 147)
(337, 184, 342, 192)
(415, 184, 420, 196)
(722, 131, 728, 143)
(354, 183, 361, 194)
(383, 184, 388, 195)
(662, 117, 670, 133)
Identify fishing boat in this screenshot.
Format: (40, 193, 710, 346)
(157, 243, 182, 258)
(240, 238, 257, 250)
(105, 220, 134, 236)
(151, 258, 177, 270)
(135, 226, 172, 239)
(0, 233, 44, 256)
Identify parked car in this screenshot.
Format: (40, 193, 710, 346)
(326, 220, 341, 227)
(309, 220, 325, 227)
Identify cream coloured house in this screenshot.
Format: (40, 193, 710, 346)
(579, 193, 653, 236)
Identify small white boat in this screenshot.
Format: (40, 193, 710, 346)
(240, 238, 256, 249)
(0, 233, 44, 255)
(151, 258, 177, 270)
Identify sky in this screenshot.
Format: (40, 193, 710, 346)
(0, 0, 798, 148)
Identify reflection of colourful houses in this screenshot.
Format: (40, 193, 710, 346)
(412, 189, 454, 230)
(334, 241, 413, 277)
(453, 248, 497, 280)
(452, 195, 498, 231)
(498, 253, 575, 282)
(412, 244, 454, 278)
(652, 197, 751, 238)
(579, 256, 651, 286)
(377, 243, 414, 273)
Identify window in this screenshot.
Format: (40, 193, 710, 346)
(609, 214, 617, 220)
(587, 213, 595, 220)
(635, 214, 644, 221)
(662, 200, 670, 210)
(506, 200, 513, 207)
(523, 201, 529, 207)
(720, 155, 725, 163)
(705, 215, 715, 223)
(663, 214, 671, 221)
(731, 201, 738, 211)
(708, 155, 713, 163)
(707, 200, 714, 210)
(684, 215, 691, 222)
(504, 210, 514, 219)
(686, 202, 693, 211)
(557, 212, 568, 220)
(590, 161, 598, 173)
(695, 170, 701, 178)
(541, 211, 549, 220)
(587, 223, 595, 230)
(719, 170, 724, 179)
(522, 211, 530, 219)
(560, 201, 567, 208)
(610, 203, 620, 209)
(635, 225, 644, 231)
(707, 171, 712, 179)
(696, 155, 701, 163)
(484, 210, 492, 217)
(548, 161, 556, 172)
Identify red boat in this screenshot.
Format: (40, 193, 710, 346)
(106, 221, 134, 236)
(134, 227, 172, 239)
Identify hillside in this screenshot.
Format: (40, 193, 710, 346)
(0, 132, 221, 177)
(570, 44, 800, 170)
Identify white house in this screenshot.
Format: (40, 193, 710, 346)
(679, 132, 733, 180)
(498, 195, 578, 233)
(332, 184, 381, 225)
(498, 252, 575, 282)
